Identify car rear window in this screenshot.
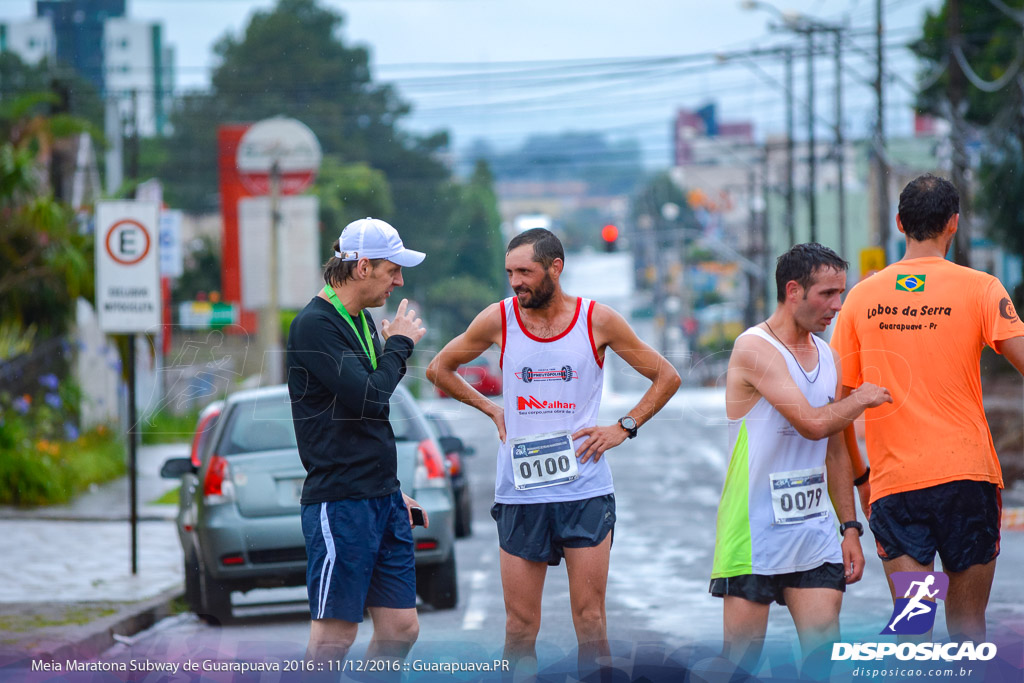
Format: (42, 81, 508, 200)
(389, 393, 428, 442)
(220, 394, 297, 455)
(217, 390, 428, 454)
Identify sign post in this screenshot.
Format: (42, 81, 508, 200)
(236, 117, 321, 384)
(96, 200, 161, 575)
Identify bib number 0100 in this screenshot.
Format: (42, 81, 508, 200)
(519, 455, 573, 480)
(510, 430, 579, 490)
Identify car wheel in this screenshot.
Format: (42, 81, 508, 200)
(183, 548, 202, 614)
(454, 489, 473, 538)
(197, 569, 233, 626)
(416, 552, 458, 610)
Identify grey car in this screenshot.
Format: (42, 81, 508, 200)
(160, 383, 457, 624)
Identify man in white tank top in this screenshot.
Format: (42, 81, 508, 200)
(427, 229, 681, 676)
(711, 243, 892, 676)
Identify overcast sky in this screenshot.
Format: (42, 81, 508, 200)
(1, 0, 943, 163)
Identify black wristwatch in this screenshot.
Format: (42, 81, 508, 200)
(618, 416, 638, 439)
(839, 520, 864, 537)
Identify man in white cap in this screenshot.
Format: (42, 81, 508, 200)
(287, 217, 427, 664)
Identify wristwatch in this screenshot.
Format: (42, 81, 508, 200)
(618, 416, 638, 439)
(839, 520, 864, 537)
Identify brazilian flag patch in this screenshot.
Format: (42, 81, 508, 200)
(895, 274, 926, 292)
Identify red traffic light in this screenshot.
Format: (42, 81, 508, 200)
(601, 224, 619, 243)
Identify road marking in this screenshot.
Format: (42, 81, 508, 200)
(461, 570, 490, 630)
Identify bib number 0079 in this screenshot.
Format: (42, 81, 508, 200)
(769, 466, 828, 525)
(778, 487, 823, 513)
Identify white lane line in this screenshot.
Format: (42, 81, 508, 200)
(461, 569, 490, 630)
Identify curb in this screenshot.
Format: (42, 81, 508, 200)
(0, 586, 183, 668)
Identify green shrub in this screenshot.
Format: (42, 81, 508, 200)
(0, 425, 125, 506)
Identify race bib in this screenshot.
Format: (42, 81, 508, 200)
(769, 466, 828, 525)
(510, 430, 579, 490)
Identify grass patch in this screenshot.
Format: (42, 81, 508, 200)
(140, 409, 199, 445)
(0, 427, 126, 506)
(150, 485, 180, 505)
(168, 595, 191, 615)
(0, 606, 118, 632)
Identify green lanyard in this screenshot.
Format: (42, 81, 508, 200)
(324, 284, 377, 369)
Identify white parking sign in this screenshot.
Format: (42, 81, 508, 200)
(96, 201, 161, 332)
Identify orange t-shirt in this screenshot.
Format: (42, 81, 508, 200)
(830, 257, 1024, 503)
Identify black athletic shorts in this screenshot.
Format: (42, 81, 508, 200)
(869, 479, 1001, 573)
(709, 562, 846, 606)
(490, 494, 615, 566)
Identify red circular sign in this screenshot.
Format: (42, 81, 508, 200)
(105, 219, 151, 265)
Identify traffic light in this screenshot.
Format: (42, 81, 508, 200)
(601, 224, 619, 252)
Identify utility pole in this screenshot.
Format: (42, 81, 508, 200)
(948, 0, 971, 267)
(785, 47, 796, 247)
(874, 0, 891, 257)
(805, 30, 818, 243)
(746, 168, 759, 329)
(835, 29, 847, 259)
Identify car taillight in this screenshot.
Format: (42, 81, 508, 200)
(203, 454, 235, 504)
(190, 410, 220, 468)
(445, 452, 462, 477)
(415, 439, 447, 489)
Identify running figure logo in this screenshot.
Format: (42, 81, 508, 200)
(881, 572, 949, 635)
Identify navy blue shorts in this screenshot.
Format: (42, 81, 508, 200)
(869, 480, 1002, 573)
(301, 491, 416, 623)
(709, 562, 846, 606)
(490, 494, 615, 566)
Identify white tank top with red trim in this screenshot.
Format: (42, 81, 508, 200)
(495, 296, 613, 503)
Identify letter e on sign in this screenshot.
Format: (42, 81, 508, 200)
(105, 219, 151, 265)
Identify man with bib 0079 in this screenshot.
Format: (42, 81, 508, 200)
(426, 228, 680, 676)
(711, 243, 892, 675)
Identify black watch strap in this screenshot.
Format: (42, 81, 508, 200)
(839, 520, 864, 537)
(853, 466, 870, 487)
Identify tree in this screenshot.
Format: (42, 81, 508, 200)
(147, 0, 448, 219)
(423, 161, 505, 339)
(0, 92, 94, 337)
(314, 157, 394, 259)
(912, 1, 1024, 297)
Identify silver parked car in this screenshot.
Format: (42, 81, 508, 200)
(161, 383, 457, 624)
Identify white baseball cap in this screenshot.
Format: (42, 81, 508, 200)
(335, 217, 425, 267)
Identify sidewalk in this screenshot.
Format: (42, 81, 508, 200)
(0, 444, 188, 668)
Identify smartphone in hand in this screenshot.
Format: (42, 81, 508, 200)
(409, 506, 426, 527)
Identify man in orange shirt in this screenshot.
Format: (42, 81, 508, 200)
(831, 174, 1024, 641)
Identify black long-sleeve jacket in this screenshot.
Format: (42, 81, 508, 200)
(287, 296, 414, 503)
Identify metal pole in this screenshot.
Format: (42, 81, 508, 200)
(746, 169, 759, 329)
(874, 0, 890, 256)
(835, 29, 847, 260)
(785, 47, 796, 247)
(806, 29, 817, 243)
(761, 148, 772, 316)
(948, 0, 971, 267)
(259, 162, 284, 384)
(127, 333, 138, 575)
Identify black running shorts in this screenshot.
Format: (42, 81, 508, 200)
(869, 479, 1001, 572)
(490, 494, 615, 566)
(709, 562, 846, 606)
